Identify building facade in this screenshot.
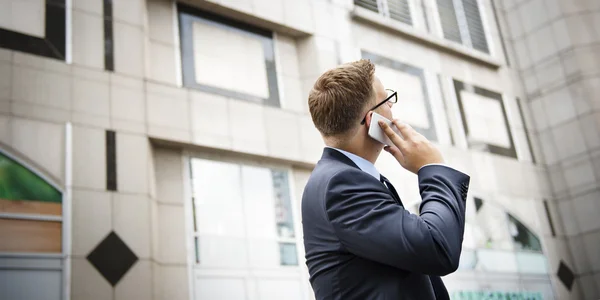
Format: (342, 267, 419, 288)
(0, 0, 598, 299)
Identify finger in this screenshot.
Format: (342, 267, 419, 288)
(384, 146, 406, 164)
(391, 120, 418, 141)
(379, 121, 407, 150)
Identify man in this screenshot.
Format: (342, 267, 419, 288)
(301, 59, 470, 300)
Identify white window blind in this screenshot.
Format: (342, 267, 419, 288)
(354, 0, 379, 13)
(462, 0, 489, 53)
(436, 0, 489, 53)
(354, 0, 413, 26)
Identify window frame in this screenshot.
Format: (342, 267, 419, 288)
(0, 147, 69, 300)
(362, 50, 438, 142)
(182, 151, 308, 299)
(183, 152, 304, 269)
(434, 0, 493, 54)
(0, 0, 66, 60)
(177, 3, 281, 107)
(452, 79, 517, 158)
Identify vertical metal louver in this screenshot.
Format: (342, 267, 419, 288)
(387, 0, 413, 25)
(354, 0, 380, 13)
(462, 0, 489, 53)
(436, 0, 462, 44)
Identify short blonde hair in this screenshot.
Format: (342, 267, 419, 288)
(308, 59, 375, 136)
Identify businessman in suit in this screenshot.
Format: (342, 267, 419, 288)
(301, 59, 470, 300)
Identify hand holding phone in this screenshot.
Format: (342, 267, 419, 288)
(375, 114, 445, 174)
(368, 112, 402, 145)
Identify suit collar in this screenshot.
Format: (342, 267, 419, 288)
(321, 147, 360, 170)
(325, 147, 380, 180)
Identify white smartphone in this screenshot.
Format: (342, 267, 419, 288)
(368, 112, 402, 146)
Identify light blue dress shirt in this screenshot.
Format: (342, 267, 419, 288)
(326, 147, 380, 180)
(327, 147, 453, 180)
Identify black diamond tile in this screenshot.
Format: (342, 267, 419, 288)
(474, 197, 483, 212)
(557, 260, 575, 291)
(87, 231, 138, 286)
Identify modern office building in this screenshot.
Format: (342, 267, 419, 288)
(0, 0, 598, 299)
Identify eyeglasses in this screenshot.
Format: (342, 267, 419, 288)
(360, 89, 398, 125)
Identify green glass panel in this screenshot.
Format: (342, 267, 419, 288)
(0, 152, 61, 203)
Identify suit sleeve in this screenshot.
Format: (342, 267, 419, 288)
(325, 165, 470, 276)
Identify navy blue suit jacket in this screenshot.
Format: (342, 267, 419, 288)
(302, 148, 470, 300)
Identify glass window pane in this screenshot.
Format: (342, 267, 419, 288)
(242, 166, 277, 239)
(272, 170, 295, 239)
(508, 214, 543, 252)
(279, 242, 298, 266)
(472, 200, 513, 250)
(192, 20, 269, 99)
(458, 249, 476, 270)
(191, 159, 245, 237)
(0, 152, 62, 215)
(248, 239, 280, 268)
(190, 158, 298, 269)
(197, 236, 248, 268)
(460, 90, 511, 148)
(516, 252, 548, 274)
(476, 249, 518, 273)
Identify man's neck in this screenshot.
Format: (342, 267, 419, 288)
(327, 138, 382, 164)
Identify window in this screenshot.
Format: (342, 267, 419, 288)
(362, 51, 438, 141)
(0, 151, 63, 253)
(453, 79, 516, 158)
(0, 0, 66, 60)
(508, 214, 542, 252)
(189, 158, 298, 268)
(355, 0, 413, 25)
(0, 149, 64, 300)
(178, 4, 280, 106)
(436, 0, 489, 53)
(463, 197, 548, 274)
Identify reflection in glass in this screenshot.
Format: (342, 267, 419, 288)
(472, 199, 513, 251)
(464, 197, 549, 275)
(272, 170, 295, 239)
(0, 151, 63, 253)
(516, 252, 548, 274)
(190, 158, 298, 267)
(508, 214, 542, 252)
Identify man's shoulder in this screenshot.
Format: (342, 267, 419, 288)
(309, 158, 369, 184)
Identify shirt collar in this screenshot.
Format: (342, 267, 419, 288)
(327, 147, 380, 180)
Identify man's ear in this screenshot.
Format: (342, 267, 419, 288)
(364, 111, 373, 128)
